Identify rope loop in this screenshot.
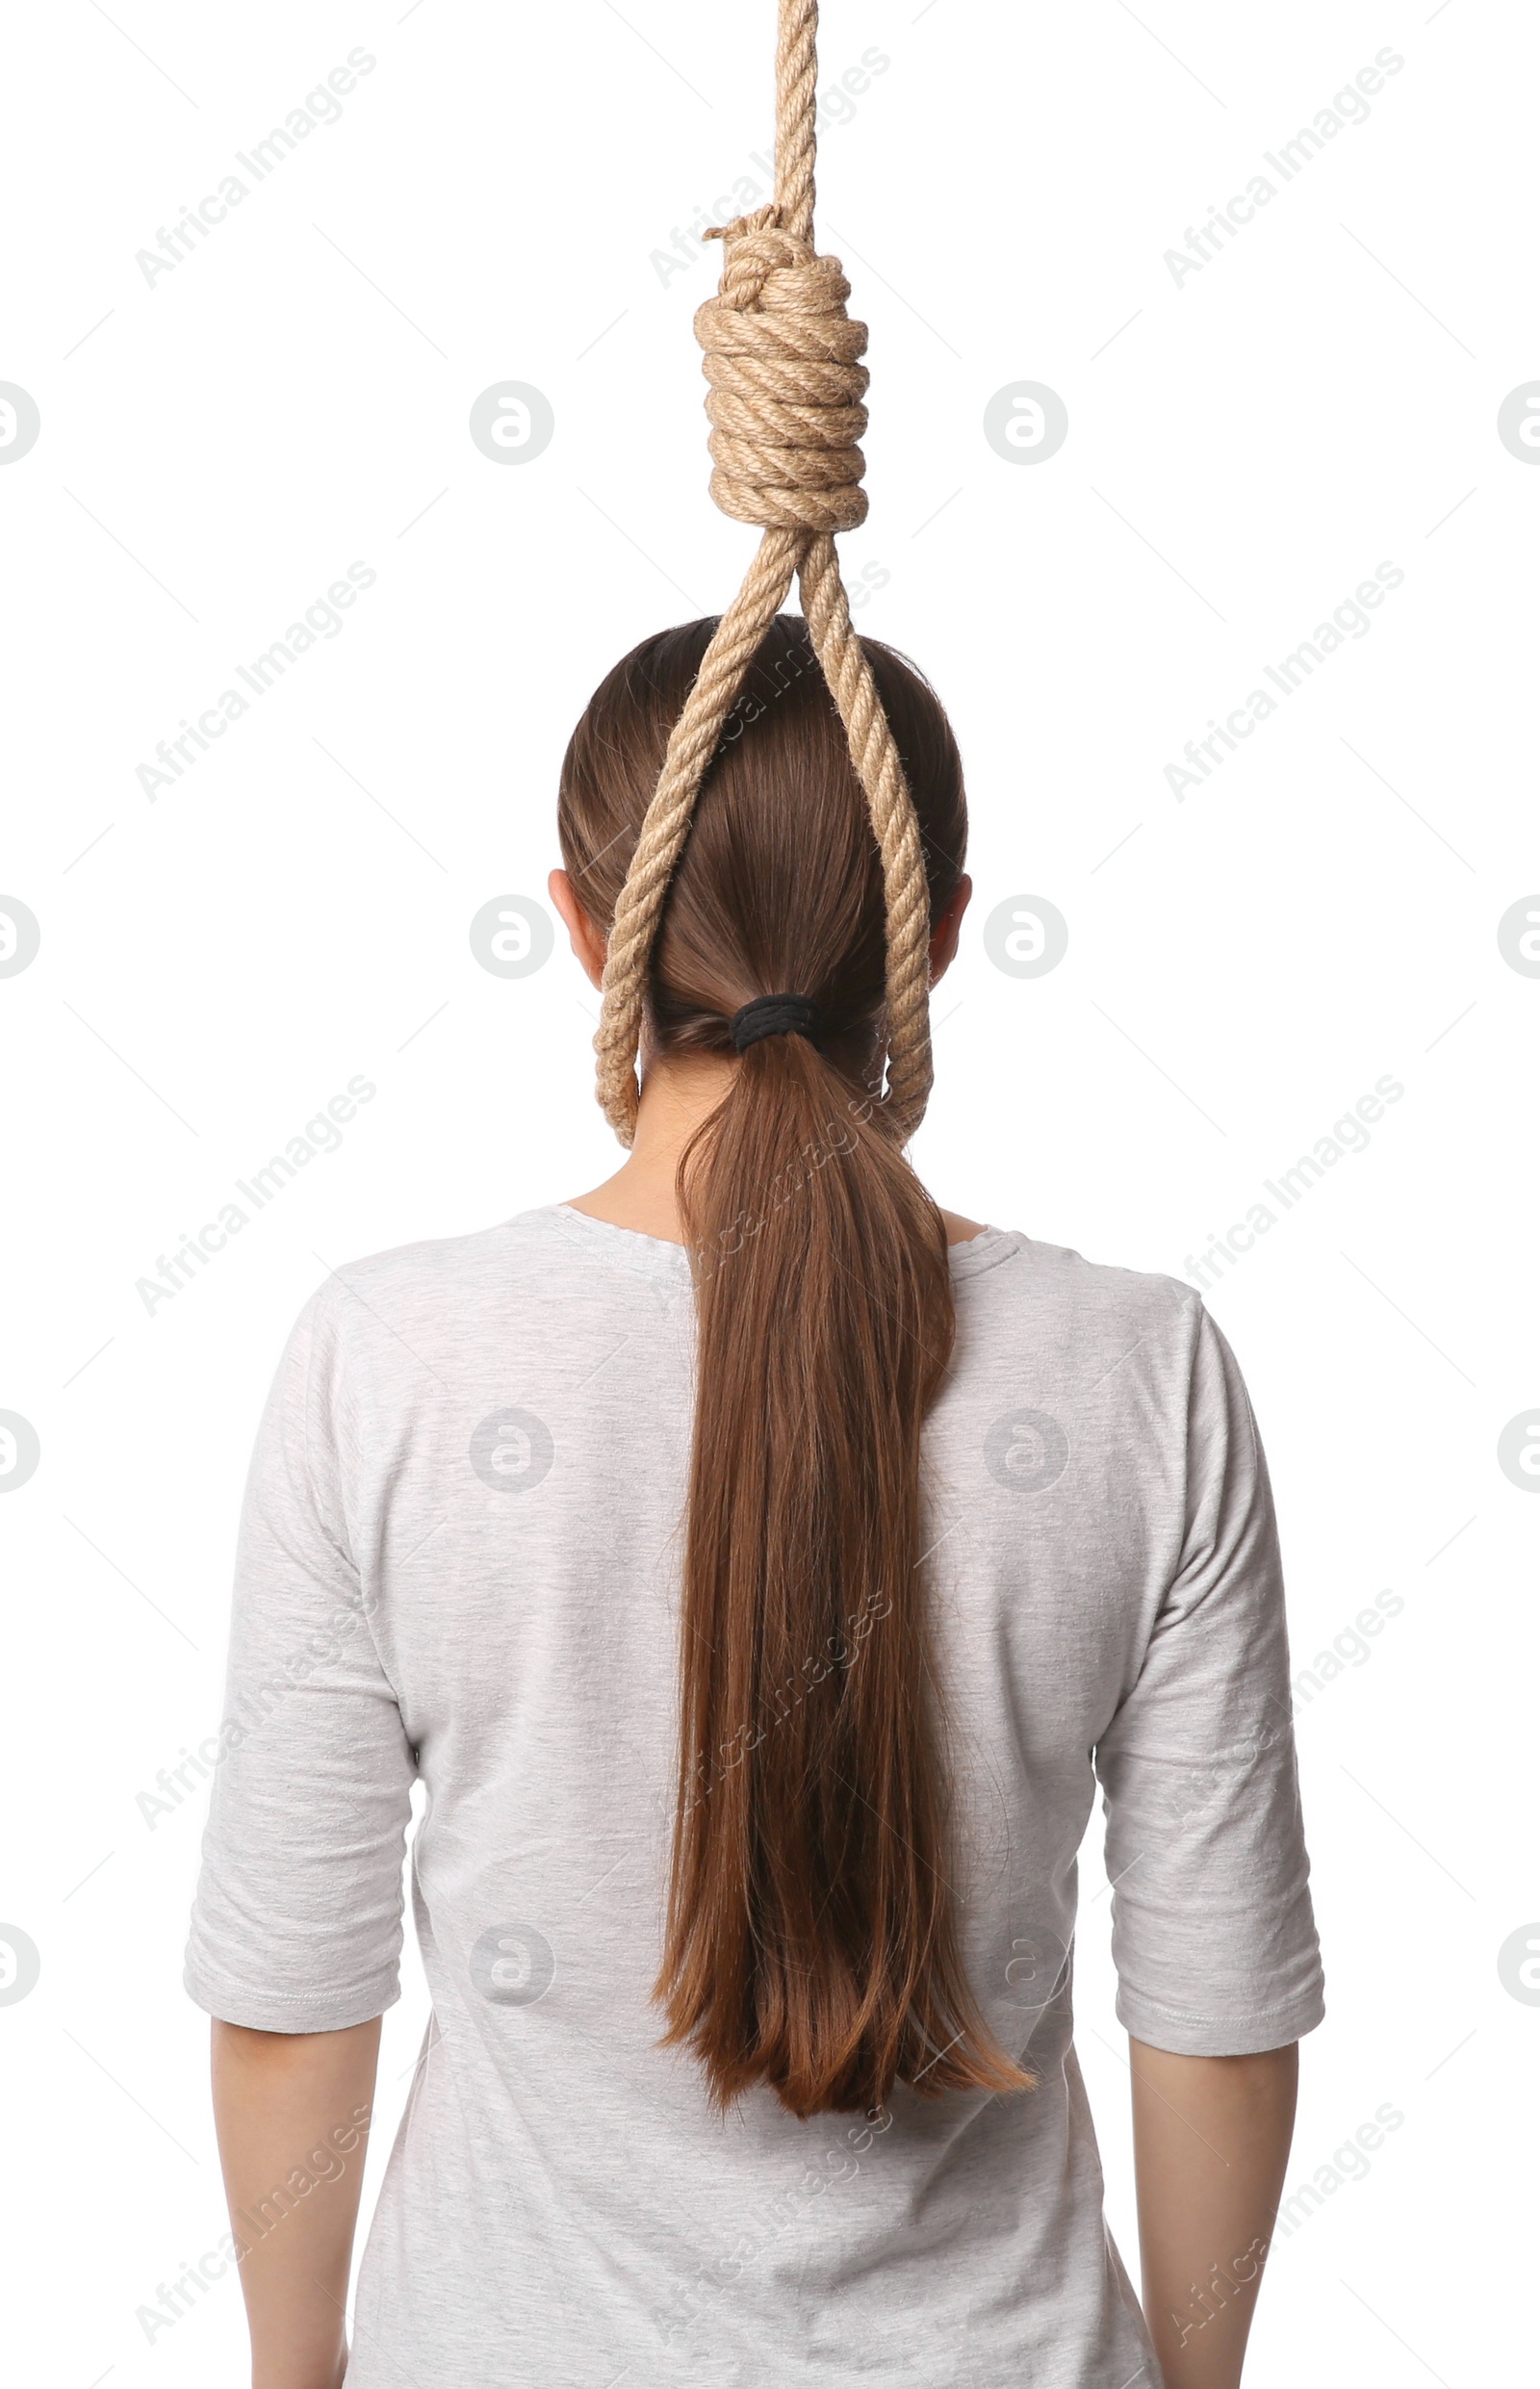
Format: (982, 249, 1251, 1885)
(592, 0, 934, 1147)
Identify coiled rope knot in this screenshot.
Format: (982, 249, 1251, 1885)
(695, 207, 871, 534)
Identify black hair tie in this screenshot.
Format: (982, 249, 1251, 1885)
(730, 992, 819, 1053)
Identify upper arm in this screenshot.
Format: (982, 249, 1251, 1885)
(1093, 1304, 1324, 2057)
(186, 1291, 418, 2034)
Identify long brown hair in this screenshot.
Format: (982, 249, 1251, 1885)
(558, 616, 1031, 2119)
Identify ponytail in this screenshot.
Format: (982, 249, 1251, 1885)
(654, 1029, 1031, 2117)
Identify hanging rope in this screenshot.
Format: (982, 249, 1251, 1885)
(593, 0, 935, 1147)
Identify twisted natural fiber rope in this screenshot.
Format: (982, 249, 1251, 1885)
(594, 0, 934, 1145)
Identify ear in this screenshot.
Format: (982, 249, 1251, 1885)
(549, 868, 607, 991)
(928, 874, 972, 986)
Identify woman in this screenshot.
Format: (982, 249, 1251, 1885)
(189, 616, 1323, 2388)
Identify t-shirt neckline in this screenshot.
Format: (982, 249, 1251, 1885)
(524, 1203, 1019, 1287)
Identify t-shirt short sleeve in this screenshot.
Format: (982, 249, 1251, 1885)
(184, 1288, 417, 2033)
(1092, 1301, 1325, 2057)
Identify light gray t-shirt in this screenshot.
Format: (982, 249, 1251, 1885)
(186, 1204, 1323, 2388)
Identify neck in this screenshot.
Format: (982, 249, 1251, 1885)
(567, 1050, 737, 1244)
(563, 1049, 985, 1250)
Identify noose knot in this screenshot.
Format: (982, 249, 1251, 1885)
(694, 207, 871, 534)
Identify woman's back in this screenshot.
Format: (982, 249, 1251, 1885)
(187, 1200, 1321, 2385)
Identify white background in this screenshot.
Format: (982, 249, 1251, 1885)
(2, 1, 1535, 2381)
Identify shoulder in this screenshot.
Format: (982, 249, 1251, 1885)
(959, 1226, 1198, 1330)
(294, 1207, 618, 1379)
(305, 1211, 552, 1315)
(949, 1228, 1207, 1407)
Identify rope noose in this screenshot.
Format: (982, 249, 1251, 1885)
(593, 0, 935, 1146)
